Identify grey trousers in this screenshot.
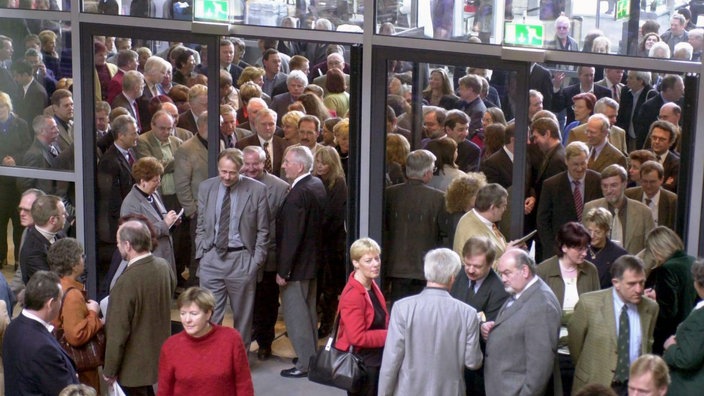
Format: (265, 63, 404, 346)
(281, 279, 318, 371)
(199, 248, 257, 345)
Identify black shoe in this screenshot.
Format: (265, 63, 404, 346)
(257, 346, 272, 361)
(281, 367, 308, 378)
(292, 357, 298, 364)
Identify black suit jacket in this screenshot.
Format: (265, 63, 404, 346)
(615, 86, 657, 139)
(634, 95, 668, 149)
(533, 144, 567, 200)
(481, 148, 513, 188)
(530, 63, 553, 107)
(3, 314, 78, 395)
(236, 134, 290, 176)
(451, 268, 509, 322)
(661, 150, 680, 192)
(111, 92, 140, 126)
(20, 226, 65, 284)
(276, 174, 327, 281)
(457, 139, 481, 172)
(14, 79, 49, 125)
(552, 83, 612, 125)
(537, 170, 602, 259)
(97, 144, 135, 243)
(177, 111, 198, 134)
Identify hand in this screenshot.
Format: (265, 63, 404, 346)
(524, 196, 536, 215)
(664, 335, 677, 350)
(507, 239, 527, 250)
(276, 274, 287, 287)
(552, 72, 566, 89)
(86, 299, 100, 313)
(103, 374, 117, 385)
(2, 156, 16, 166)
(644, 288, 657, 300)
(164, 210, 179, 227)
(481, 321, 495, 341)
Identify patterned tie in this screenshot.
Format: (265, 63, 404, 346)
(215, 186, 231, 255)
(263, 141, 273, 173)
(614, 304, 630, 382)
(611, 208, 623, 246)
(226, 135, 234, 148)
(588, 149, 597, 168)
(126, 151, 135, 167)
(612, 85, 619, 102)
(573, 180, 584, 221)
(492, 223, 505, 243)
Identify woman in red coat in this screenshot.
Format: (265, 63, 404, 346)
(335, 238, 388, 396)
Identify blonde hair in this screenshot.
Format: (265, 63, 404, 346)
(314, 146, 345, 189)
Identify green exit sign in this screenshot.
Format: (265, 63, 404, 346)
(195, 0, 229, 22)
(616, 0, 630, 19)
(504, 23, 544, 47)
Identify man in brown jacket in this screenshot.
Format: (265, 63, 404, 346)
(103, 220, 176, 395)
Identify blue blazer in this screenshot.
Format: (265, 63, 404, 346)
(3, 314, 78, 395)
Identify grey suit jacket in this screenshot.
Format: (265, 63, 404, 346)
(568, 288, 659, 393)
(120, 186, 175, 270)
(173, 136, 208, 217)
(195, 176, 270, 268)
(484, 278, 562, 396)
(256, 172, 288, 272)
(379, 288, 483, 396)
(54, 117, 73, 153)
(588, 142, 627, 173)
(583, 197, 655, 255)
(625, 186, 677, 230)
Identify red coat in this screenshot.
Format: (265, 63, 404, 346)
(335, 272, 388, 351)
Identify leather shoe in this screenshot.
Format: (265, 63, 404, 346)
(257, 346, 272, 361)
(281, 367, 308, 378)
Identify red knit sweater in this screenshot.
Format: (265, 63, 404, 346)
(157, 324, 253, 396)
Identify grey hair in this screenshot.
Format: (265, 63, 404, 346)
(595, 97, 619, 113)
(243, 145, 266, 162)
(286, 70, 308, 86)
(405, 149, 436, 179)
(423, 248, 461, 285)
(287, 145, 314, 172)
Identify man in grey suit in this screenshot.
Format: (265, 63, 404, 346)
(379, 248, 483, 396)
(483, 248, 562, 396)
(625, 161, 677, 230)
(195, 148, 269, 346)
(241, 145, 289, 360)
(450, 236, 509, 396)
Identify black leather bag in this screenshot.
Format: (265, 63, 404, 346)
(308, 314, 367, 392)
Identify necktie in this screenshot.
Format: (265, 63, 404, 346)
(573, 180, 584, 221)
(611, 208, 623, 245)
(263, 141, 273, 173)
(216, 186, 231, 255)
(492, 223, 505, 243)
(468, 280, 477, 299)
(614, 305, 630, 382)
(49, 145, 59, 157)
(656, 155, 662, 162)
(588, 149, 597, 167)
(612, 85, 619, 102)
(133, 102, 142, 132)
(645, 198, 652, 207)
(226, 135, 234, 148)
(126, 151, 135, 167)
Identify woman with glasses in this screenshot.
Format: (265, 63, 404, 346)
(536, 221, 600, 396)
(563, 92, 596, 143)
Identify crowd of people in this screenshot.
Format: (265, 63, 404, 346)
(0, 4, 702, 396)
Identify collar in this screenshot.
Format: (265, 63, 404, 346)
(580, 84, 594, 94)
(612, 287, 637, 312)
(197, 134, 208, 148)
(257, 135, 272, 147)
(567, 173, 585, 185)
(35, 225, 57, 241)
(644, 188, 661, 202)
(695, 300, 704, 311)
(128, 252, 151, 266)
(515, 276, 538, 300)
(22, 310, 54, 332)
(503, 145, 514, 162)
(291, 172, 310, 189)
(472, 209, 494, 229)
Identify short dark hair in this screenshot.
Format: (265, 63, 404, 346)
(444, 109, 469, 130)
(649, 120, 678, 143)
(48, 238, 84, 277)
(555, 222, 591, 258)
(610, 255, 645, 280)
(474, 183, 508, 212)
(262, 48, 279, 61)
(31, 195, 61, 226)
(24, 270, 61, 311)
(531, 117, 560, 140)
(462, 236, 497, 264)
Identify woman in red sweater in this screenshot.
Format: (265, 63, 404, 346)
(335, 238, 389, 396)
(157, 287, 253, 396)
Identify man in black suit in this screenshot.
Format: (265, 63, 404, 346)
(551, 66, 612, 126)
(20, 194, 66, 284)
(530, 116, 566, 201)
(530, 63, 553, 108)
(11, 59, 48, 125)
(444, 110, 481, 172)
(276, 146, 327, 378)
(271, 70, 307, 123)
(537, 141, 602, 260)
(137, 55, 169, 126)
(3, 270, 78, 395)
(481, 122, 515, 188)
(647, 120, 680, 192)
(177, 84, 207, 134)
(97, 115, 138, 249)
(111, 70, 145, 133)
(616, 70, 658, 152)
(634, 74, 684, 150)
(456, 74, 487, 136)
(236, 108, 290, 177)
(451, 236, 509, 396)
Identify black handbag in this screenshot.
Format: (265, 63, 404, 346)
(308, 314, 367, 393)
